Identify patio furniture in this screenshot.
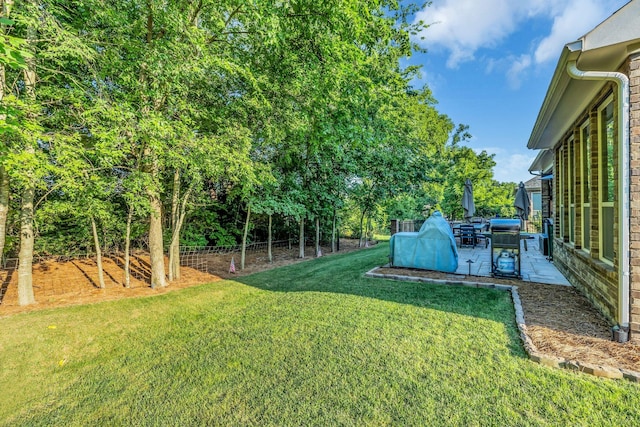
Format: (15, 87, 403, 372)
(459, 224, 476, 248)
(472, 220, 490, 247)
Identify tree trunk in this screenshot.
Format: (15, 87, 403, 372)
(143, 144, 166, 288)
(168, 182, 193, 281)
(170, 169, 180, 230)
(365, 215, 371, 247)
(0, 2, 10, 262)
(0, 166, 8, 262)
(139, 2, 165, 289)
(90, 216, 106, 289)
(18, 11, 36, 305)
(358, 209, 366, 247)
(148, 190, 166, 289)
(331, 211, 336, 253)
(241, 204, 251, 270)
(17, 183, 35, 306)
(298, 218, 305, 258)
(267, 214, 273, 263)
(168, 236, 179, 281)
(124, 204, 133, 288)
(315, 216, 321, 257)
(168, 173, 180, 279)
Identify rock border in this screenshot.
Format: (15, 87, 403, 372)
(365, 266, 640, 382)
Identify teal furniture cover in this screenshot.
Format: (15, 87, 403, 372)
(389, 211, 459, 273)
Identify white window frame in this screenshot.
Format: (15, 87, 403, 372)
(568, 135, 575, 245)
(598, 95, 615, 266)
(558, 144, 567, 241)
(580, 120, 591, 253)
(558, 146, 564, 239)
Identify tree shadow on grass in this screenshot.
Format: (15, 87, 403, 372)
(234, 244, 527, 359)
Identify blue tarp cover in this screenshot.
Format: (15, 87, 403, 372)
(389, 211, 458, 273)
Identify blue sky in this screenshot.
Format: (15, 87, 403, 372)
(406, 0, 629, 183)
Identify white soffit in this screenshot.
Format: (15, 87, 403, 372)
(528, 149, 553, 173)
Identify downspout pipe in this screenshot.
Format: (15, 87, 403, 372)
(567, 61, 630, 334)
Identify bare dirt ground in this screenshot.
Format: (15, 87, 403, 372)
(0, 240, 365, 316)
(2, 241, 639, 374)
(376, 267, 640, 373)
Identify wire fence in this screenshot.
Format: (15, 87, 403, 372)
(1, 239, 295, 269)
(178, 240, 297, 274)
(0, 239, 298, 300)
(179, 239, 292, 256)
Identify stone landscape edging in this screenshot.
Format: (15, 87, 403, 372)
(365, 267, 640, 382)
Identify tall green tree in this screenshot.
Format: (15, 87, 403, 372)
(3, 0, 94, 304)
(0, 1, 23, 262)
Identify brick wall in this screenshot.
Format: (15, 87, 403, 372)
(554, 241, 618, 325)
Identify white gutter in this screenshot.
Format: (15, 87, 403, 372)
(566, 60, 630, 332)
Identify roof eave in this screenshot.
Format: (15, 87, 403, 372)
(526, 43, 581, 151)
(528, 149, 554, 173)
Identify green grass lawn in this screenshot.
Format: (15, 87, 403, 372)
(1, 243, 639, 426)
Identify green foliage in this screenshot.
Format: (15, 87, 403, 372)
(34, 200, 92, 256)
(179, 206, 239, 247)
(0, 0, 511, 263)
(0, 16, 31, 78)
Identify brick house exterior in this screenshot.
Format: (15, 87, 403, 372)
(527, 1, 640, 342)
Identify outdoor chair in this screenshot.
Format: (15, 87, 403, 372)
(475, 230, 489, 248)
(458, 224, 476, 248)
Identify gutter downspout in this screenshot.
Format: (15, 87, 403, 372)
(567, 61, 630, 337)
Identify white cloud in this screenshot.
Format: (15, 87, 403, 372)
(534, 0, 613, 64)
(493, 152, 538, 184)
(506, 54, 532, 89)
(413, 0, 558, 68)
(413, 0, 628, 70)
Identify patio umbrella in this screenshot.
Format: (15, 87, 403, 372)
(462, 178, 475, 221)
(514, 181, 530, 220)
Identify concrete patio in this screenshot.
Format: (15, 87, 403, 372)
(455, 234, 570, 285)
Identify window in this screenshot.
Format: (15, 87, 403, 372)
(580, 121, 591, 251)
(568, 136, 575, 244)
(558, 146, 565, 238)
(532, 192, 542, 211)
(598, 97, 615, 264)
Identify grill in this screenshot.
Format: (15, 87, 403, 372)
(489, 219, 521, 278)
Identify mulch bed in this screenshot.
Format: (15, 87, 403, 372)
(375, 267, 640, 373)
(0, 240, 365, 316)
